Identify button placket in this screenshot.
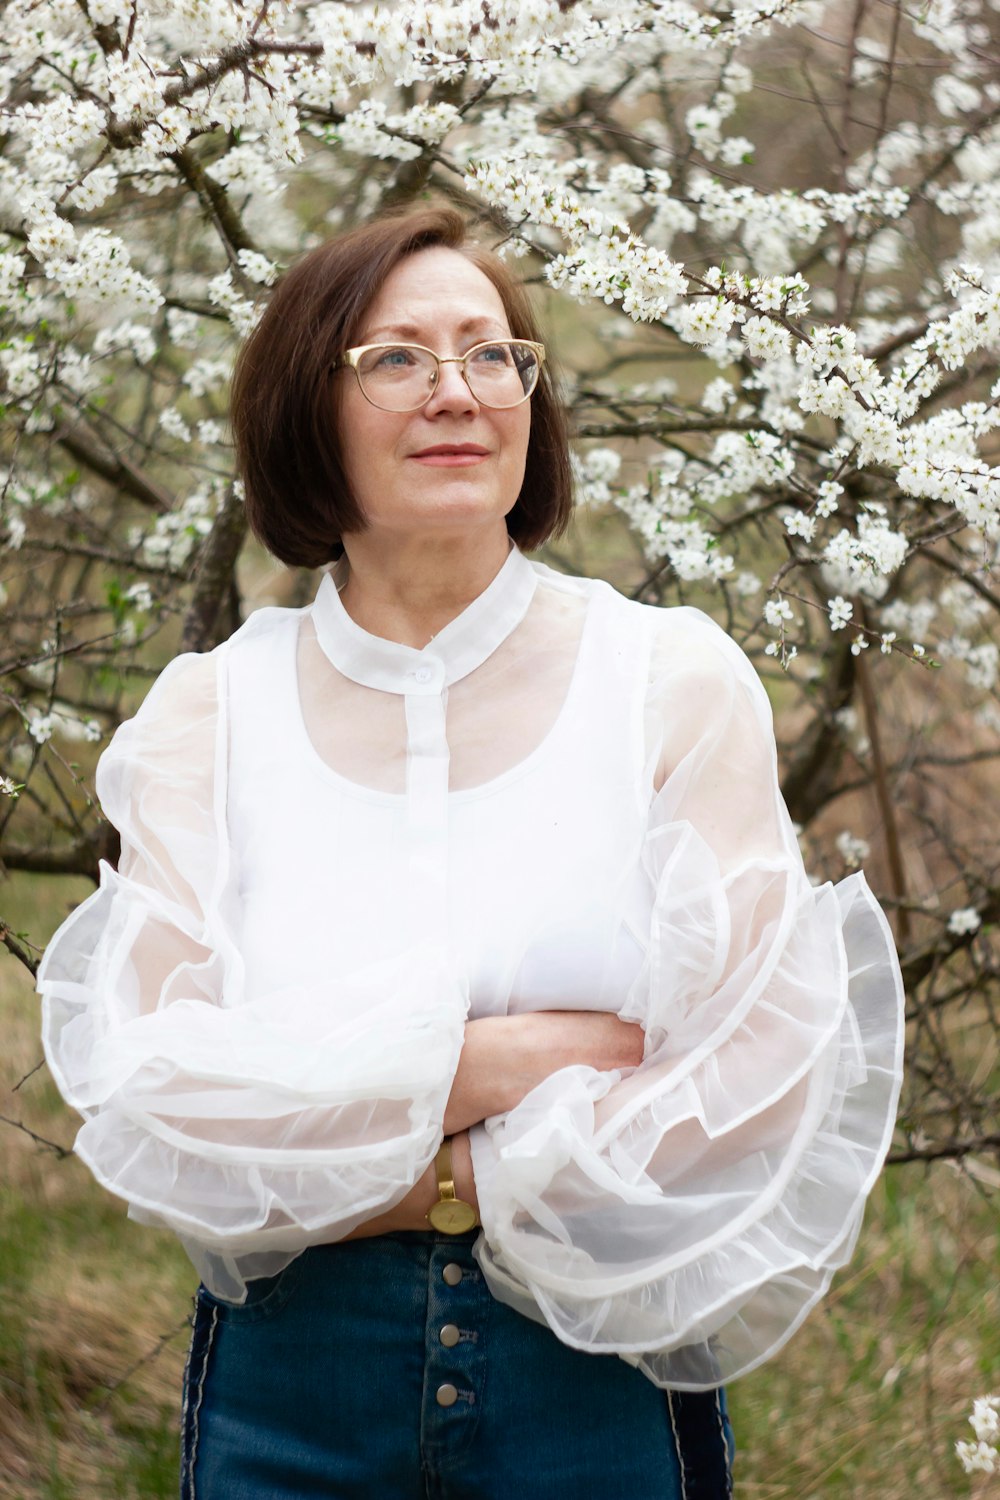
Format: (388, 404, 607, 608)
(403, 674, 448, 937)
(421, 1241, 487, 1459)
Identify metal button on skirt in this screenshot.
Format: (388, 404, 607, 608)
(180, 1229, 734, 1500)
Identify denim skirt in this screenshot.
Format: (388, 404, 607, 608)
(180, 1229, 735, 1500)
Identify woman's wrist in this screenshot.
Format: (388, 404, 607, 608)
(341, 1130, 478, 1240)
(449, 1129, 480, 1219)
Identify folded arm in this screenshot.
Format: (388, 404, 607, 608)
(467, 610, 904, 1389)
(348, 1010, 646, 1237)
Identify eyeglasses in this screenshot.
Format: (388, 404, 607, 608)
(338, 339, 545, 412)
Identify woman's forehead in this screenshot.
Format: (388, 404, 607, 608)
(360, 247, 510, 338)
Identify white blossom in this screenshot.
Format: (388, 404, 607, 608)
(702, 377, 736, 412)
(183, 359, 231, 399)
(764, 597, 794, 627)
(165, 309, 201, 349)
(124, 582, 154, 611)
(956, 1393, 999, 1475)
(27, 712, 53, 744)
(159, 407, 192, 444)
(948, 907, 982, 936)
(783, 509, 816, 541)
(971, 1395, 1000, 1444)
(573, 446, 622, 507)
(674, 297, 739, 347)
(816, 481, 843, 517)
(828, 596, 853, 631)
(742, 316, 792, 361)
(836, 831, 871, 867)
(237, 250, 279, 287)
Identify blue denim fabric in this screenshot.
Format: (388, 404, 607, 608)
(181, 1230, 735, 1499)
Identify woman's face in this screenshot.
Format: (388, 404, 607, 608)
(336, 247, 532, 548)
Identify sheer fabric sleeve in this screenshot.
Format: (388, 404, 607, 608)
(470, 609, 904, 1389)
(38, 647, 468, 1300)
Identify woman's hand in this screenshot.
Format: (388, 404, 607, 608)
(443, 1011, 645, 1136)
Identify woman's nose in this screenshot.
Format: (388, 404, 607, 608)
(423, 358, 480, 416)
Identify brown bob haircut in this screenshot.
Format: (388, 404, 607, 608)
(231, 207, 573, 569)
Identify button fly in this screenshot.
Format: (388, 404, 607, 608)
(439, 1323, 460, 1347)
(436, 1383, 459, 1408)
(442, 1263, 462, 1286)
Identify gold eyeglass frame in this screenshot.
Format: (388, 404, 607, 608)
(337, 338, 546, 412)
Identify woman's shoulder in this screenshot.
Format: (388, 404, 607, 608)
(163, 595, 304, 685)
(532, 560, 740, 659)
(535, 564, 770, 725)
(108, 597, 304, 756)
(226, 594, 306, 658)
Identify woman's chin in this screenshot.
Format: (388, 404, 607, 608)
(381, 496, 511, 536)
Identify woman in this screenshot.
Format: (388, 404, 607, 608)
(39, 208, 905, 1499)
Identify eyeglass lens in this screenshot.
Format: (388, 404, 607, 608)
(356, 342, 539, 411)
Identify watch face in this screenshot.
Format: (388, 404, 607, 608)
(428, 1199, 478, 1234)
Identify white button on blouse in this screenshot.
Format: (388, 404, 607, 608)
(38, 545, 904, 1390)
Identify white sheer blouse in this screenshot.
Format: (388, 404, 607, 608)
(38, 545, 904, 1389)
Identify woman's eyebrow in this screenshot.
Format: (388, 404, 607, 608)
(362, 316, 508, 342)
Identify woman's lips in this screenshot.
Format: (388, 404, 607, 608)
(409, 448, 490, 467)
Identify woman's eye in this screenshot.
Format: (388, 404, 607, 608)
(472, 344, 510, 365)
(375, 348, 416, 369)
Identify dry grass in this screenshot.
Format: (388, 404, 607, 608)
(1, 871, 997, 1499)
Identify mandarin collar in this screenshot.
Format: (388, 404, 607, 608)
(310, 544, 538, 695)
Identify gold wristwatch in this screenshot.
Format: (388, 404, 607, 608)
(426, 1138, 479, 1234)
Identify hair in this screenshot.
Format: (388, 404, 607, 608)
(230, 207, 573, 569)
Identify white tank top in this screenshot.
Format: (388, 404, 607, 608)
(225, 548, 655, 1021)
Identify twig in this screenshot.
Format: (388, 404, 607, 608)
(13, 1057, 46, 1093)
(855, 646, 910, 946)
(0, 1114, 72, 1158)
(889, 1132, 1000, 1165)
(0, 920, 40, 977)
(53, 419, 174, 513)
(89, 1316, 193, 1414)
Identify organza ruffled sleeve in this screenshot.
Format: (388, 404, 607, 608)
(469, 609, 904, 1390)
(38, 647, 468, 1301)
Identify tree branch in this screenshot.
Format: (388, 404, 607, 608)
(889, 1132, 1000, 1166)
(856, 644, 910, 946)
(53, 418, 174, 513)
(0, 1114, 72, 1158)
(181, 484, 249, 653)
(170, 146, 258, 256)
(0, 919, 41, 977)
(1, 824, 119, 883)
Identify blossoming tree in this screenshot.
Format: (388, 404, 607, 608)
(1, 0, 998, 1179)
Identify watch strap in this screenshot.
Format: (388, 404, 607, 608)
(426, 1137, 478, 1233)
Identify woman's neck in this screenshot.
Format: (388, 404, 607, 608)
(337, 526, 512, 649)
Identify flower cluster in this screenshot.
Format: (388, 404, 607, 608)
(0, 0, 996, 695)
(573, 448, 623, 509)
(956, 1395, 999, 1474)
(836, 831, 872, 869)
